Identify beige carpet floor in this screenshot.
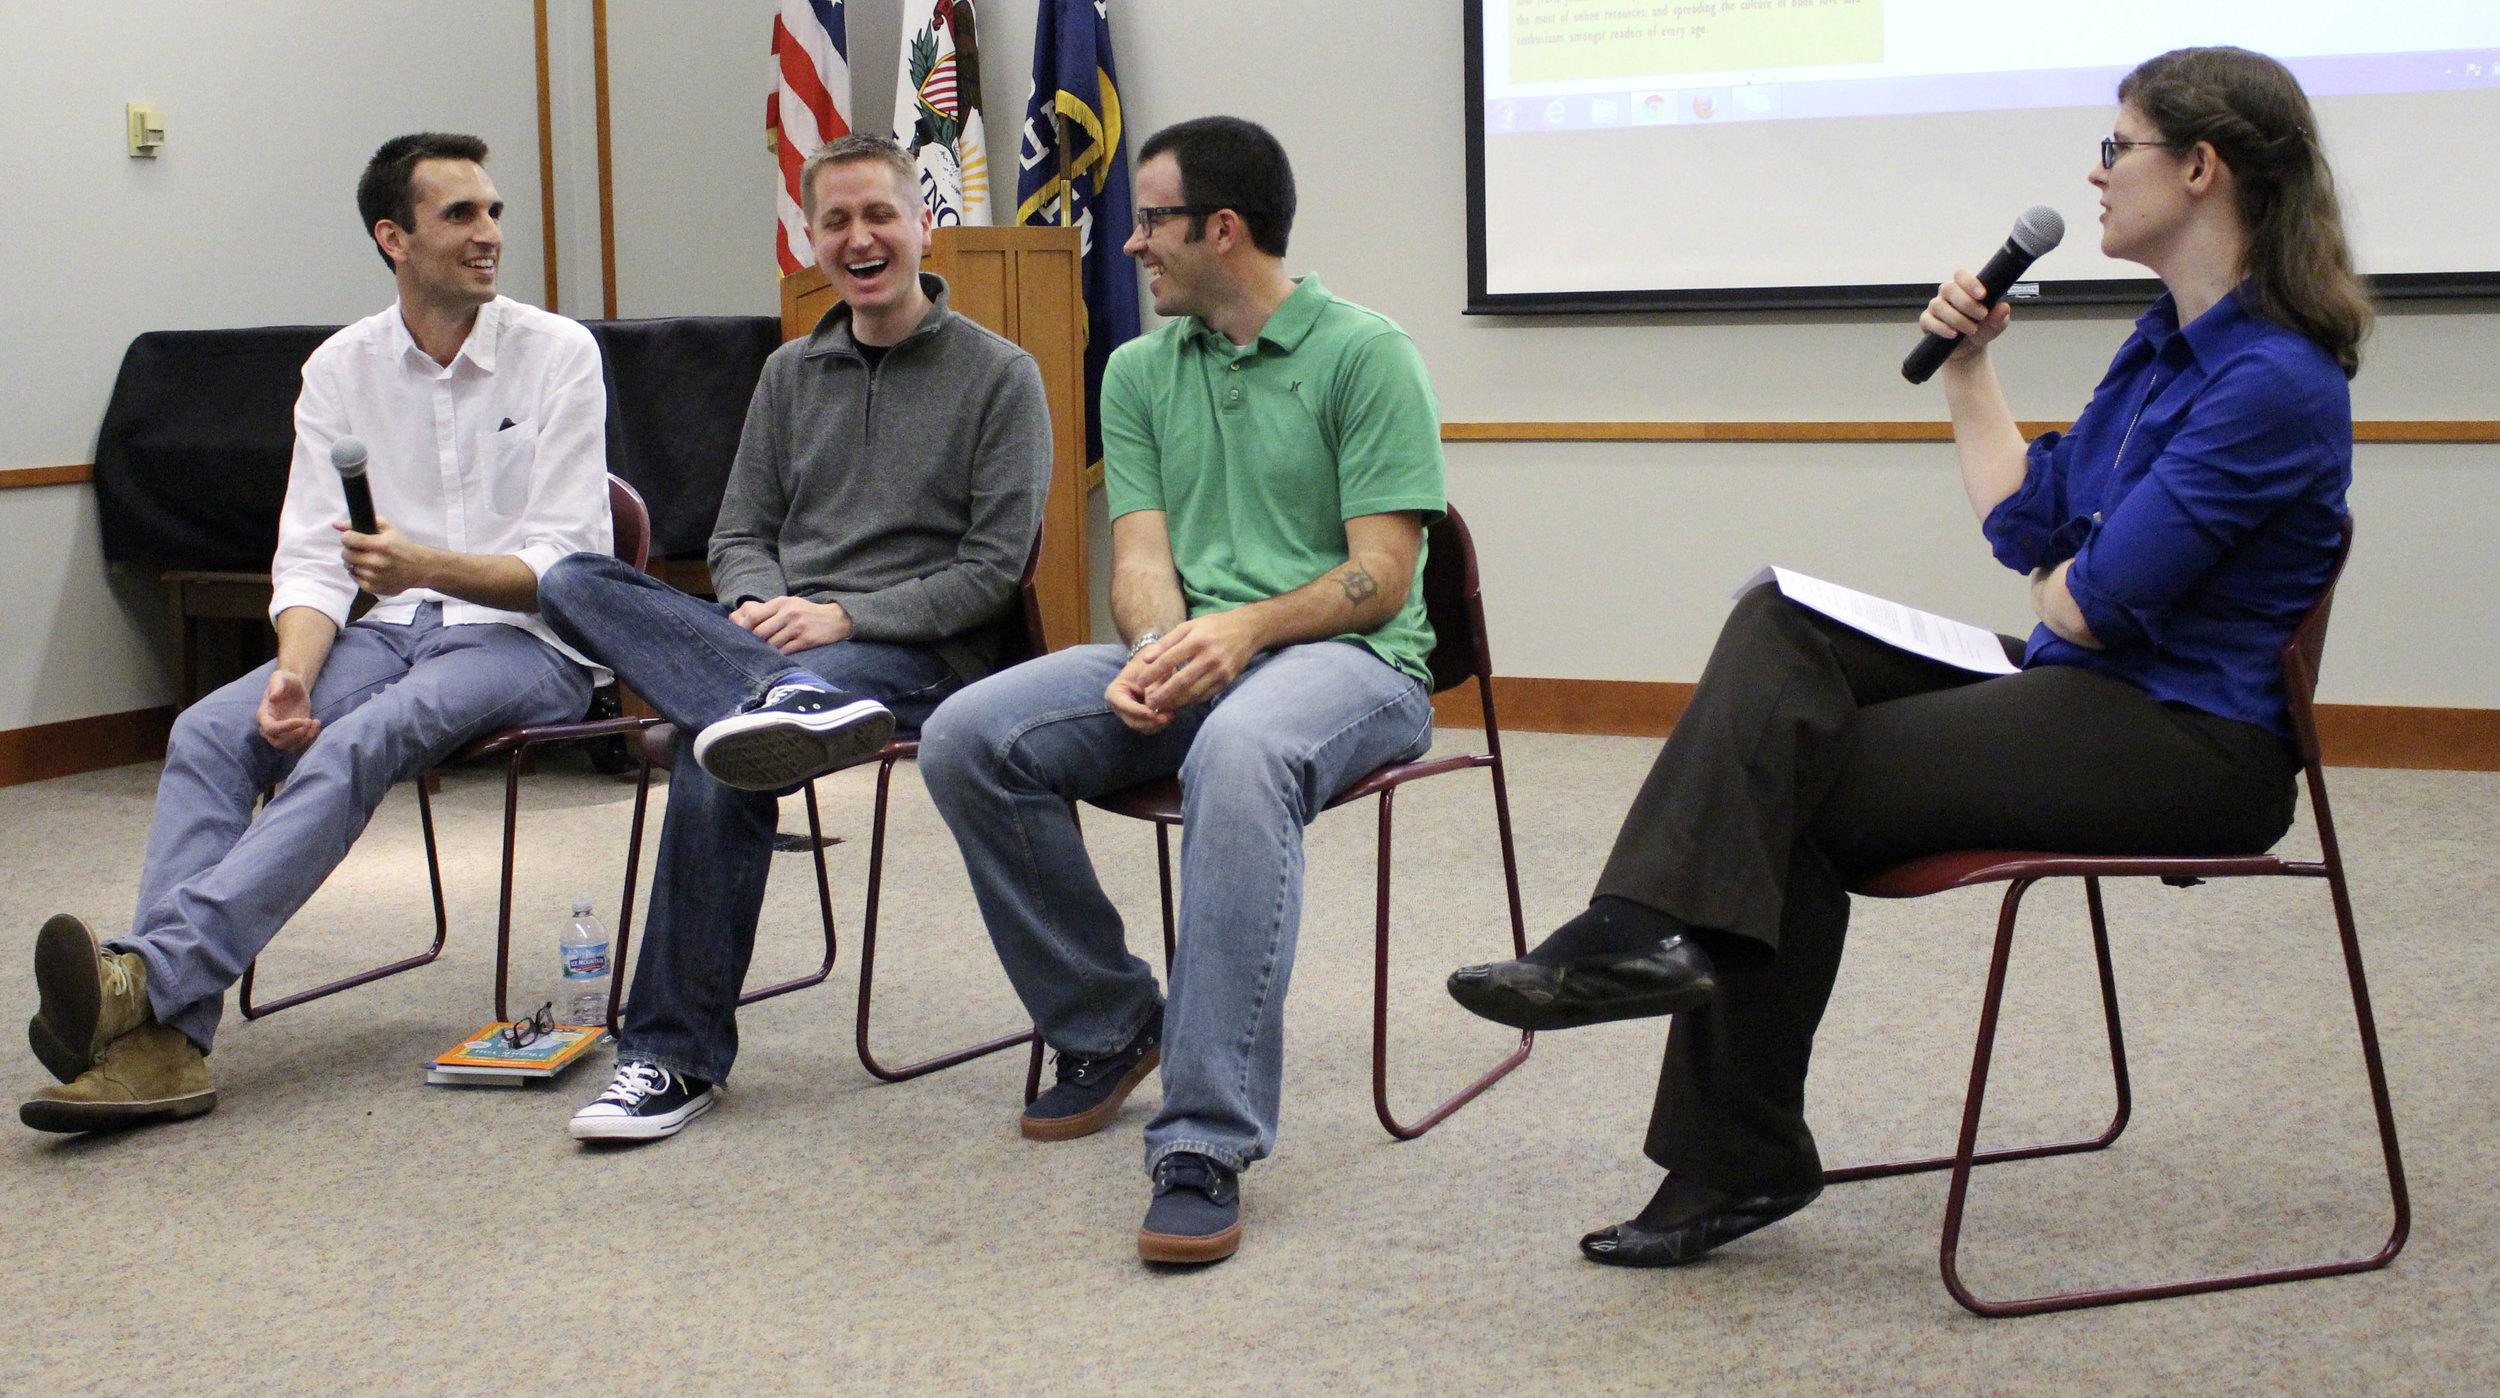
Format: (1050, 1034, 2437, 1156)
(0, 730, 2491, 1396)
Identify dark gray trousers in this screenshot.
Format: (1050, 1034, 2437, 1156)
(1596, 586, 2298, 1193)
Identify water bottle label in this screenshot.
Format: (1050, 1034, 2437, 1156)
(562, 941, 610, 978)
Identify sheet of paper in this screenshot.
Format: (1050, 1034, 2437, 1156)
(1735, 566, 2020, 675)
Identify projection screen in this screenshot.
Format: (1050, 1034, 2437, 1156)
(1465, 0, 2500, 311)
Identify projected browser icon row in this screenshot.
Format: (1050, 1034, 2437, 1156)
(1489, 86, 1780, 133)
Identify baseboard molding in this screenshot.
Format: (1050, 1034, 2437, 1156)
(0, 707, 175, 789)
(1434, 677, 2500, 771)
(2313, 703, 2500, 771)
(8, 687, 2491, 791)
(1433, 677, 1694, 739)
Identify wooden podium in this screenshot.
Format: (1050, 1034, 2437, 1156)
(780, 225, 1090, 651)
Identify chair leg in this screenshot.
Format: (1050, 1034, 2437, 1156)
(490, 748, 526, 1023)
(2324, 862, 2413, 1270)
(604, 752, 656, 1038)
(1825, 875, 2131, 1185)
(1370, 787, 1532, 1140)
(853, 753, 1037, 1084)
(737, 781, 839, 1005)
(1154, 823, 1177, 969)
(1932, 873, 2409, 1317)
(239, 773, 453, 1020)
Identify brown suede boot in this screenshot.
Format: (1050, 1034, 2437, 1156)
(20, 1024, 216, 1133)
(29, 913, 155, 1084)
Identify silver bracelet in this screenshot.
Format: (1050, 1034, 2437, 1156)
(1127, 630, 1162, 658)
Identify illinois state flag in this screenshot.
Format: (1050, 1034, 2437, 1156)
(768, 0, 852, 274)
(1016, 0, 1139, 465)
(893, 0, 991, 225)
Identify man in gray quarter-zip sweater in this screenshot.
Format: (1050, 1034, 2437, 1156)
(532, 134, 1050, 1142)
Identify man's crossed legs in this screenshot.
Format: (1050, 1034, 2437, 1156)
(535, 554, 948, 1141)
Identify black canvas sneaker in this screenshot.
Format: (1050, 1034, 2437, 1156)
(1138, 1151, 1242, 1264)
(692, 681, 894, 791)
(569, 1060, 716, 1141)
(1021, 1005, 1162, 1141)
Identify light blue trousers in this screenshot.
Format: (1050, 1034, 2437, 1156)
(114, 606, 591, 1051)
(919, 640, 1431, 1173)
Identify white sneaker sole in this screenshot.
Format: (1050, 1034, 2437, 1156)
(692, 698, 895, 791)
(569, 1087, 716, 1141)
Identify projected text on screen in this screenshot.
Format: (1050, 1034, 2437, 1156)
(1468, 0, 2500, 305)
(1511, 0, 1882, 84)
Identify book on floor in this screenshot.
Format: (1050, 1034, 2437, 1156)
(428, 1020, 609, 1087)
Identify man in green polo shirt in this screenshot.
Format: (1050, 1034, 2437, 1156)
(921, 116, 1446, 1265)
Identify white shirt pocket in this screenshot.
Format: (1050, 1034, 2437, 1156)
(489, 420, 539, 516)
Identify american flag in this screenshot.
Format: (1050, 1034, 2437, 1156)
(768, 0, 852, 275)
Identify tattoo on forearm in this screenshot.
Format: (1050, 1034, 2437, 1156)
(1336, 567, 1380, 606)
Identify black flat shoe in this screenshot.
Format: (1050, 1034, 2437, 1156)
(1579, 1184, 1822, 1268)
(1445, 935, 1717, 1031)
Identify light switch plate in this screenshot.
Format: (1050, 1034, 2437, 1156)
(127, 102, 165, 157)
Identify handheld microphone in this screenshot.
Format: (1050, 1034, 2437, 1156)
(1900, 205, 2066, 385)
(330, 436, 378, 535)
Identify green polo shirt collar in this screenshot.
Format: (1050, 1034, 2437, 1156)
(1184, 274, 1331, 359)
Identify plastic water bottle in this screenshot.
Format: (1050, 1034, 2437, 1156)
(559, 899, 611, 1027)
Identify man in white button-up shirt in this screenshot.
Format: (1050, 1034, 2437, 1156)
(22, 133, 611, 1134)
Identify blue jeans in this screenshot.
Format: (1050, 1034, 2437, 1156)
(114, 604, 593, 1051)
(919, 639, 1433, 1173)
(535, 553, 963, 1083)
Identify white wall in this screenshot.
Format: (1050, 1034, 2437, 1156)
(605, 0, 781, 319)
(0, 0, 548, 728)
(5, 0, 2493, 735)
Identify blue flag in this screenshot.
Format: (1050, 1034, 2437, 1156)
(1015, 0, 1138, 467)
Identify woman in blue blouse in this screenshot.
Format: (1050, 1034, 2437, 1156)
(1449, 47, 2372, 1268)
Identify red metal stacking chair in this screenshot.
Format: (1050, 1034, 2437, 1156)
(610, 537, 1047, 1085)
(850, 539, 1050, 1089)
(1083, 505, 1533, 1139)
(1828, 517, 2406, 1316)
(614, 730, 843, 1020)
(239, 475, 666, 1028)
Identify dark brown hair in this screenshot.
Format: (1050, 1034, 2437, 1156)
(1139, 116, 1296, 257)
(357, 133, 489, 273)
(2120, 47, 2371, 377)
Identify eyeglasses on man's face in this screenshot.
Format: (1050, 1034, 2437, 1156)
(1134, 205, 1221, 235)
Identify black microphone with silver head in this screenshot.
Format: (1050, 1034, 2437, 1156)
(330, 436, 378, 535)
(1901, 205, 2066, 385)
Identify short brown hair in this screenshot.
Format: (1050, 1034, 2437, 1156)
(799, 134, 916, 220)
(358, 132, 489, 272)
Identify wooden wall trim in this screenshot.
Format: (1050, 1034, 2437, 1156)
(0, 465, 94, 491)
(0, 707, 175, 789)
(591, 0, 618, 319)
(533, 0, 560, 314)
(1442, 420, 2500, 444)
(1432, 676, 2500, 771)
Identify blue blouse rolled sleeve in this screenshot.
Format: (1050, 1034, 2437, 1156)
(1984, 429, 2090, 574)
(2062, 357, 2337, 651)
